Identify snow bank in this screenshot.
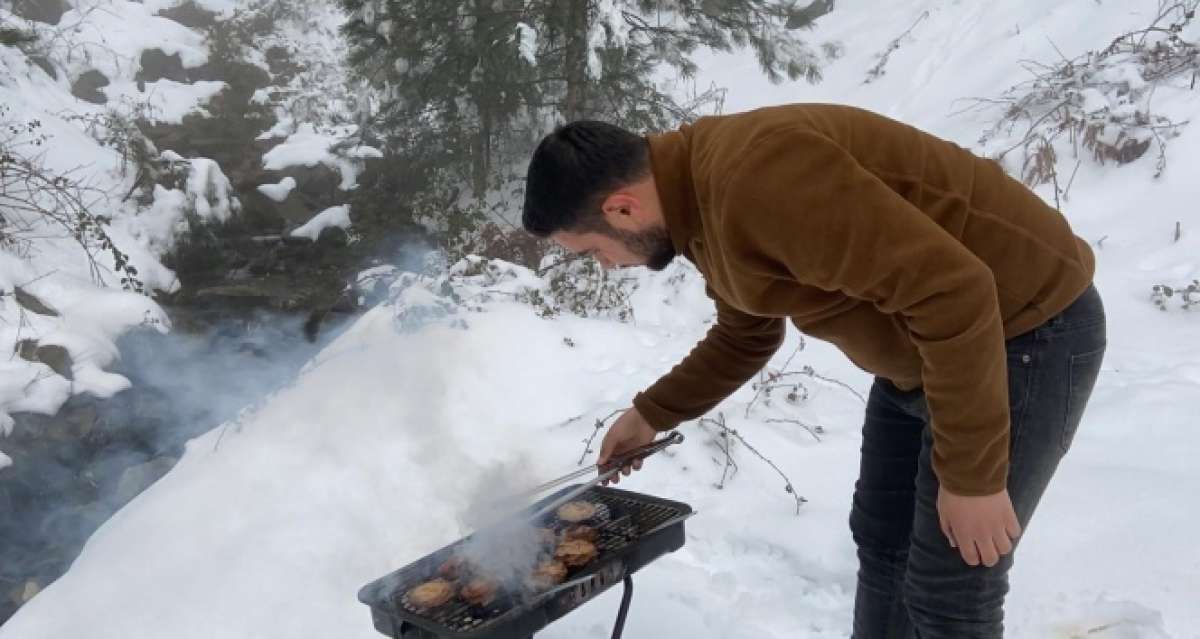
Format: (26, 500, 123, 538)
(291, 204, 351, 241)
(262, 123, 379, 190)
(258, 176, 298, 202)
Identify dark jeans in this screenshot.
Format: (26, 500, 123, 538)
(850, 284, 1106, 638)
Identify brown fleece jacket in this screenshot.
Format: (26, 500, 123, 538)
(631, 104, 1095, 496)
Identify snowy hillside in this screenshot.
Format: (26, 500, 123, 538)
(3, 1, 1199, 638)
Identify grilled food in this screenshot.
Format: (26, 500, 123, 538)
(407, 579, 454, 609)
(460, 577, 499, 607)
(554, 539, 598, 568)
(437, 555, 467, 581)
(528, 560, 569, 590)
(556, 501, 598, 523)
(560, 524, 597, 543)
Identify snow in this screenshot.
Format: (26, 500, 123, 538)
(3, 0, 1200, 638)
(186, 158, 240, 222)
(0, 0, 225, 463)
(0, 450, 10, 470)
(262, 123, 364, 189)
(0, 256, 170, 447)
(258, 176, 298, 202)
(101, 79, 228, 124)
(49, 1, 210, 82)
(517, 22, 538, 65)
(291, 204, 352, 241)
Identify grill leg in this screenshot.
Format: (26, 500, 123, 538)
(610, 576, 634, 639)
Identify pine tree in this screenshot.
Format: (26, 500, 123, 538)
(339, 0, 834, 242)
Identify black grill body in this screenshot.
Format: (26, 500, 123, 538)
(358, 485, 693, 639)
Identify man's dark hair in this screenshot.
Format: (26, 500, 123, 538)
(522, 121, 651, 238)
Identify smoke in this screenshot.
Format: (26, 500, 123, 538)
(454, 458, 547, 589)
(0, 241, 443, 622)
(0, 307, 357, 622)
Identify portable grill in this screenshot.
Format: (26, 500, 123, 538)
(358, 484, 694, 639)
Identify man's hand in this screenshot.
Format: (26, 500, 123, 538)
(937, 487, 1022, 567)
(596, 408, 658, 485)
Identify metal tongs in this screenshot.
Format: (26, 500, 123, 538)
(520, 431, 684, 522)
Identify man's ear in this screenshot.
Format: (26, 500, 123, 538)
(601, 193, 640, 230)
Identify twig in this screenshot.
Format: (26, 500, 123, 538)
(700, 413, 806, 515)
(782, 366, 868, 404)
(745, 341, 806, 417)
(1062, 160, 1082, 202)
(864, 11, 930, 83)
(701, 415, 740, 489)
(576, 410, 623, 465)
(764, 418, 824, 442)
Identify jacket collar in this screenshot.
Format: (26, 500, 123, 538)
(646, 129, 701, 260)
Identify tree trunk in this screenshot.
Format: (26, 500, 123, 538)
(471, 0, 492, 196)
(562, 0, 589, 120)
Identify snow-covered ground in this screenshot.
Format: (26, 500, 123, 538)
(3, 1, 1199, 638)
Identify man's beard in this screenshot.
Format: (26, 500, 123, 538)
(608, 225, 676, 271)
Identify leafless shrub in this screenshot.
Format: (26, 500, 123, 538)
(538, 250, 637, 322)
(864, 11, 930, 84)
(1152, 279, 1200, 310)
(963, 1, 1199, 204)
(698, 412, 807, 515)
(0, 107, 144, 292)
(745, 340, 865, 420)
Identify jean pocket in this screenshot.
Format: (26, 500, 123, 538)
(1063, 347, 1105, 453)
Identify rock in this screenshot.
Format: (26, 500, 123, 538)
(155, 0, 219, 30)
(315, 225, 350, 250)
(34, 345, 73, 381)
(264, 45, 302, 81)
(14, 339, 37, 362)
(29, 55, 56, 80)
(12, 0, 66, 25)
(240, 186, 306, 229)
(19, 580, 39, 603)
(14, 286, 58, 316)
(136, 49, 189, 86)
(189, 60, 270, 103)
(12, 341, 74, 381)
(70, 70, 110, 105)
(63, 405, 98, 439)
(114, 456, 178, 506)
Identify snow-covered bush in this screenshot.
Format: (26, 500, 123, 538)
(538, 249, 636, 321)
(971, 1, 1199, 198)
(385, 252, 639, 330)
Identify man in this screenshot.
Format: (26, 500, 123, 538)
(520, 103, 1106, 637)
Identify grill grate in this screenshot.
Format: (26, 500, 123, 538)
(360, 485, 692, 638)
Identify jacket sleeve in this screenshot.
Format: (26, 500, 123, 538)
(632, 285, 785, 431)
(719, 128, 1011, 496)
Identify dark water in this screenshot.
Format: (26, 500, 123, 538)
(0, 308, 355, 624)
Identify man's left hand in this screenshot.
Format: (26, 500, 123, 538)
(937, 487, 1022, 567)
